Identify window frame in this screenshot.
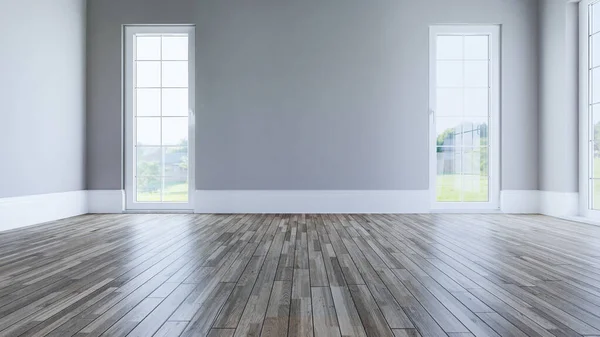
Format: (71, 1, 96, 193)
(123, 25, 196, 211)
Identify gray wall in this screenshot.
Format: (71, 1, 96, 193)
(538, 0, 579, 193)
(87, 0, 539, 191)
(0, 0, 87, 198)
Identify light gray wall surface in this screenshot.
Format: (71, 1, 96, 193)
(0, 0, 87, 198)
(538, 0, 579, 193)
(87, 0, 539, 191)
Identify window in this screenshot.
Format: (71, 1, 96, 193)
(124, 26, 195, 211)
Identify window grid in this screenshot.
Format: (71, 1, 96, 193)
(134, 34, 189, 203)
(436, 34, 491, 203)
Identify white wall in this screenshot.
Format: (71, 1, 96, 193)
(0, 0, 87, 198)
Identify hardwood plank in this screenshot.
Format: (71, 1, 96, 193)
(311, 287, 341, 337)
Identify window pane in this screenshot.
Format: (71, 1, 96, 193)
(593, 68, 600, 104)
(437, 36, 463, 60)
(137, 62, 161, 87)
(163, 177, 188, 202)
(436, 118, 463, 147)
(162, 117, 188, 145)
(593, 142, 600, 179)
(137, 177, 161, 202)
(594, 179, 600, 210)
(136, 117, 161, 146)
(136, 36, 161, 60)
(137, 147, 161, 177)
(464, 88, 488, 117)
(463, 176, 489, 202)
(162, 36, 188, 60)
(163, 146, 188, 177)
(437, 61, 463, 87)
(136, 89, 161, 116)
(436, 147, 461, 202)
(463, 147, 488, 176)
(593, 33, 600, 68)
(593, 4, 600, 35)
(464, 61, 488, 87)
(464, 36, 488, 60)
(437, 88, 463, 117)
(594, 104, 600, 143)
(162, 61, 188, 87)
(462, 118, 488, 147)
(162, 89, 188, 116)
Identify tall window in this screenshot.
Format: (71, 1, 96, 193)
(590, 3, 600, 210)
(429, 26, 500, 210)
(124, 26, 195, 211)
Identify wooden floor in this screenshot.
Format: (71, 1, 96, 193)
(1, 215, 600, 337)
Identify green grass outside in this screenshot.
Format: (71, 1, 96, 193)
(436, 175, 489, 202)
(137, 182, 188, 203)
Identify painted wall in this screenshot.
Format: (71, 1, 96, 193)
(0, 0, 87, 198)
(539, 0, 579, 193)
(87, 0, 539, 191)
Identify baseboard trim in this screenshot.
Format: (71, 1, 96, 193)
(500, 190, 579, 217)
(88, 190, 125, 213)
(540, 191, 579, 217)
(194, 190, 430, 214)
(500, 190, 540, 213)
(0, 191, 88, 232)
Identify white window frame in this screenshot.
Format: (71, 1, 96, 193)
(123, 25, 196, 211)
(429, 25, 501, 211)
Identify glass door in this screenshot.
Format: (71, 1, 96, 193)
(429, 26, 500, 210)
(124, 26, 195, 211)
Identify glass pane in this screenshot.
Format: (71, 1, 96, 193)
(136, 118, 161, 146)
(437, 88, 463, 117)
(136, 36, 161, 60)
(463, 176, 489, 202)
(593, 33, 600, 68)
(137, 147, 161, 177)
(162, 117, 188, 145)
(163, 177, 189, 202)
(136, 89, 160, 116)
(136, 62, 161, 87)
(137, 177, 161, 202)
(437, 61, 463, 87)
(436, 147, 461, 202)
(594, 104, 600, 143)
(162, 36, 188, 60)
(593, 142, 600, 178)
(437, 36, 463, 60)
(462, 118, 488, 147)
(162, 89, 188, 116)
(436, 118, 463, 147)
(593, 4, 600, 35)
(162, 61, 188, 87)
(463, 147, 488, 176)
(163, 146, 189, 177)
(593, 179, 600, 210)
(593, 68, 600, 104)
(464, 36, 488, 60)
(464, 61, 488, 87)
(464, 89, 488, 117)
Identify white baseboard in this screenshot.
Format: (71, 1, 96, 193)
(540, 191, 579, 217)
(88, 190, 124, 213)
(500, 190, 579, 217)
(0, 191, 88, 232)
(194, 190, 430, 214)
(500, 190, 540, 213)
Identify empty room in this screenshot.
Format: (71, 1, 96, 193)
(1, 0, 598, 336)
